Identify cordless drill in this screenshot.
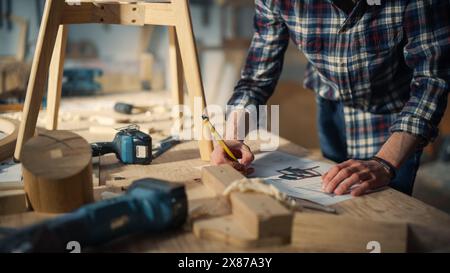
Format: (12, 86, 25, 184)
(91, 125, 152, 165)
(0, 178, 188, 253)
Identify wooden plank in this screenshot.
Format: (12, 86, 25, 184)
(292, 213, 408, 253)
(0, 190, 28, 216)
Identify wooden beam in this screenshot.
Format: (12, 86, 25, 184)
(195, 165, 293, 247)
(61, 2, 176, 26)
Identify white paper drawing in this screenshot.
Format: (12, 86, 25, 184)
(250, 151, 353, 206)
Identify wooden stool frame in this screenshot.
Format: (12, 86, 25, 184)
(14, 0, 213, 161)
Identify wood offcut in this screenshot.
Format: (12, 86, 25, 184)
(193, 165, 293, 248)
(21, 130, 94, 213)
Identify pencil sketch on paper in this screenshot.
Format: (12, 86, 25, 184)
(276, 166, 321, 181)
(250, 151, 353, 206)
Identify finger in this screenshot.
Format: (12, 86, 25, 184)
(323, 160, 353, 184)
(244, 167, 255, 176)
(210, 151, 226, 165)
(351, 181, 372, 196)
(231, 161, 248, 174)
(334, 173, 363, 195)
(211, 147, 233, 166)
(325, 166, 356, 193)
(321, 171, 329, 190)
(322, 166, 340, 190)
(239, 145, 254, 166)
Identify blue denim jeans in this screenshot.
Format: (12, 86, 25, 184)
(316, 96, 422, 195)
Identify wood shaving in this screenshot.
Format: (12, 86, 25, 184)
(223, 178, 297, 209)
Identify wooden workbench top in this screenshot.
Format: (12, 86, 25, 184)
(1, 91, 449, 252)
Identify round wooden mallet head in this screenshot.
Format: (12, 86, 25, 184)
(21, 130, 94, 213)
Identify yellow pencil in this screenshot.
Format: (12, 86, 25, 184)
(202, 115, 239, 162)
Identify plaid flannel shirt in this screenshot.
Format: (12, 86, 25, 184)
(228, 0, 450, 159)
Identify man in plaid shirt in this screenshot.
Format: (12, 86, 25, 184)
(211, 0, 449, 196)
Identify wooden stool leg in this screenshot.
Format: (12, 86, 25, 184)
(46, 25, 68, 130)
(168, 26, 184, 132)
(14, 0, 64, 161)
(174, 0, 213, 161)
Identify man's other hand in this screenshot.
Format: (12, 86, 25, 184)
(322, 159, 392, 196)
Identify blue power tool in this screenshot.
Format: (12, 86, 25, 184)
(0, 178, 188, 253)
(62, 68, 103, 97)
(91, 125, 152, 165)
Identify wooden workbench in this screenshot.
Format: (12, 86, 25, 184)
(1, 91, 449, 252)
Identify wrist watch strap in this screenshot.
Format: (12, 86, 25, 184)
(371, 156, 397, 180)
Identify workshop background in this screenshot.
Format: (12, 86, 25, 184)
(1, 0, 449, 213)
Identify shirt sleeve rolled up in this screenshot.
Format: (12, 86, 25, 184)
(227, 0, 290, 108)
(390, 0, 450, 146)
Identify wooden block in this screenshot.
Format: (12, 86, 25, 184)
(292, 213, 408, 253)
(0, 190, 28, 215)
(21, 131, 94, 213)
(200, 165, 293, 244)
(193, 215, 289, 249)
(201, 165, 245, 195)
(231, 192, 293, 238)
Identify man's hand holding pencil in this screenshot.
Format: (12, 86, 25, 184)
(210, 139, 255, 175)
(203, 115, 255, 175)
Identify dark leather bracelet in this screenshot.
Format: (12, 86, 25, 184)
(371, 156, 397, 180)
